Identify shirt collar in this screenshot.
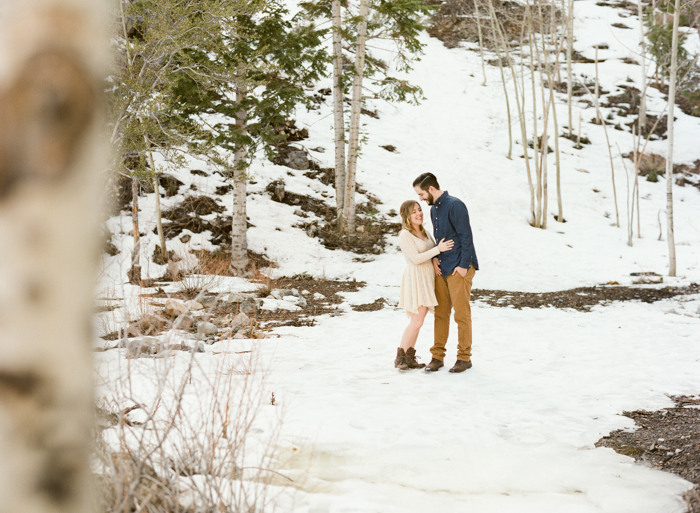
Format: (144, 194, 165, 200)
(434, 190, 449, 207)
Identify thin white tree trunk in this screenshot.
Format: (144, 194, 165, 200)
(331, 0, 346, 217)
(147, 148, 168, 263)
(487, 0, 534, 218)
(231, 90, 249, 274)
(129, 177, 141, 283)
(343, 0, 370, 234)
(0, 1, 107, 512)
(594, 47, 601, 124)
(566, 0, 574, 138)
(528, 25, 541, 227)
(637, 0, 647, 128)
(474, 0, 487, 86)
(665, 0, 680, 276)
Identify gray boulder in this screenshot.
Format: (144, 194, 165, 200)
(284, 150, 310, 170)
(197, 321, 218, 336)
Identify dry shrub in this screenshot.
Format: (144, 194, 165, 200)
(94, 348, 285, 512)
(638, 153, 666, 177)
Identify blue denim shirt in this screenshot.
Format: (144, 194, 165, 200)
(430, 191, 479, 276)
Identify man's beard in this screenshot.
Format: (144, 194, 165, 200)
(425, 191, 435, 205)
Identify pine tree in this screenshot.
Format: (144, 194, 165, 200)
(169, 1, 328, 274)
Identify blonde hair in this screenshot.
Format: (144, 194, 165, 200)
(400, 200, 428, 239)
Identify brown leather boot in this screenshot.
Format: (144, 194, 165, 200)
(425, 358, 444, 372)
(449, 359, 473, 373)
(394, 348, 409, 370)
(405, 347, 426, 369)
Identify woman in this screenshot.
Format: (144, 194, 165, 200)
(396, 200, 453, 370)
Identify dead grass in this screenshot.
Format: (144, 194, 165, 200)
(94, 349, 284, 512)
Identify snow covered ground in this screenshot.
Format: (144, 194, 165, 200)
(97, 0, 700, 510)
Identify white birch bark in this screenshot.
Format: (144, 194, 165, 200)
(331, 0, 346, 217)
(231, 90, 249, 274)
(665, 0, 680, 276)
(528, 24, 542, 227)
(343, 0, 370, 234)
(474, 0, 487, 86)
(637, 0, 647, 128)
(566, 0, 574, 139)
(487, 0, 534, 219)
(147, 148, 168, 263)
(129, 177, 141, 283)
(0, 1, 107, 512)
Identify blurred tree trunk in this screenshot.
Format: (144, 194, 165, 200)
(0, 0, 107, 512)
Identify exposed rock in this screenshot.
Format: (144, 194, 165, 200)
(233, 333, 246, 339)
(127, 336, 162, 358)
(284, 150, 310, 170)
(177, 315, 194, 330)
(185, 300, 204, 311)
(165, 298, 189, 317)
(227, 293, 246, 303)
(200, 296, 218, 308)
(194, 341, 206, 353)
(197, 321, 218, 336)
(232, 312, 250, 327)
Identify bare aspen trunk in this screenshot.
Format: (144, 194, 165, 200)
(487, 0, 534, 218)
(343, 0, 370, 234)
(577, 112, 582, 148)
(566, 0, 574, 138)
(665, 0, 680, 276)
(129, 177, 141, 284)
(331, 0, 346, 217)
(147, 148, 168, 263)
(594, 48, 601, 124)
(637, 0, 647, 128)
(474, 0, 487, 86)
(593, 52, 620, 227)
(528, 24, 542, 227)
(0, 1, 107, 512)
(496, 47, 513, 159)
(552, 92, 563, 222)
(231, 90, 249, 274)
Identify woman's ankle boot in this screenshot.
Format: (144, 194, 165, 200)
(405, 347, 426, 369)
(394, 348, 409, 370)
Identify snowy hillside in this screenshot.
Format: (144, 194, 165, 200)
(96, 0, 700, 511)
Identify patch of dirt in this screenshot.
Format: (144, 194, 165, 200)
(234, 275, 365, 329)
(427, 0, 559, 48)
(265, 179, 401, 255)
(601, 85, 641, 117)
(472, 283, 700, 311)
(626, 113, 668, 140)
(160, 195, 232, 246)
(351, 298, 387, 312)
(596, 396, 700, 513)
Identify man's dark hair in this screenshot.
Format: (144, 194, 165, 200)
(413, 173, 440, 191)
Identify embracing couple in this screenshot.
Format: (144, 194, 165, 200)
(395, 173, 479, 373)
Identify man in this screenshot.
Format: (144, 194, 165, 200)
(413, 173, 479, 373)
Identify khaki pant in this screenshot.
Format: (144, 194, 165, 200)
(432, 266, 475, 361)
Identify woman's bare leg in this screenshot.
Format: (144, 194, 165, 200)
(399, 307, 428, 351)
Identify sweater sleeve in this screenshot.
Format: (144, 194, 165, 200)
(448, 201, 474, 269)
(399, 230, 440, 265)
